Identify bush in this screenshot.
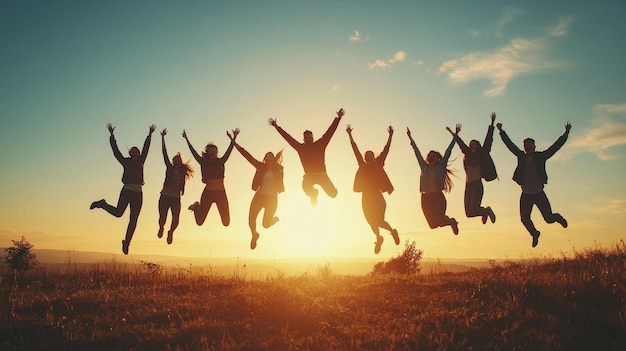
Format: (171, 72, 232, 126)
(372, 240, 422, 275)
(3, 236, 39, 272)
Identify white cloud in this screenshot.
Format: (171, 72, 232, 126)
(369, 51, 407, 70)
(438, 16, 572, 96)
(415, 59, 424, 66)
(546, 15, 574, 38)
(566, 103, 626, 160)
(580, 198, 626, 215)
(495, 7, 524, 38)
(349, 30, 369, 42)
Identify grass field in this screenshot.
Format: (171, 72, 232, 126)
(2, 242, 625, 350)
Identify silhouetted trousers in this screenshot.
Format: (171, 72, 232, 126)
(194, 186, 230, 226)
(421, 192, 453, 229)
(249, 193, 278, 233)
(100, 188, 142, 243)
(158, 195, 181, 232)
(519, 191, 565, 235)
(464, 180, 488, 218)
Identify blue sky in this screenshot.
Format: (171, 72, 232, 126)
(1, 0, 624, 261)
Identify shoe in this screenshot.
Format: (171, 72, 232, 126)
(451, 218, 459, 235)
(556, 214, 568, 228)
(188, 201, 199, 211)
(391, 229, 400, 245)
(122, 240, 129, 255)
(532, 231, 541, 248)
(481, 212, 488, 224)
(250, 232, 260, 250)
(487, 207, 496, 224)
(157, 227, 164, 238)
(167, 230, 173, 245)
(374, 236, 384, 254)
(90, 199, 104, 210)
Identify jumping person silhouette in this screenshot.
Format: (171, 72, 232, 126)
(232, 132, 285, 250)
(347, 125, 399, 254)
(497, 121, 571, 248)
(90, 123, 156, 255)
(183, 128, 238, 227)
(407, 127, 459, 235)
(269, 108, 345, 206)
(157, 129, 194, 245)
(446, 112, 498, 225)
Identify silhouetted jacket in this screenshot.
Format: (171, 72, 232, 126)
(161, 140, 186, 196)
(453, 125, 498, 181)
(110, 134, 151, 186)
(350, 139, 393, 194)
(187, 140, 235, 183)
(235, 144, 285, 194)
(410, 138, 455, 193)
(499, 129, 569, 185)
(274, 117, 341, 174)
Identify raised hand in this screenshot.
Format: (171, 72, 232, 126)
(106, 123, 115, 136)
(388, 126, 394, 135)
(455, 123, 462, 134)
(227, 128, 241, 141)
(161, 128, 167, 137)
(496, 122, 503, 131)
(406, 127, 413, 139)
(565, 121, 572, 133)
(336, 108, 345, 118)
(149, 124, 157, 134)
(346, 124, 353, 134)
(268, 117, 277, 127)
(182, 129, 188, 139)
(489, 112, 496, 125)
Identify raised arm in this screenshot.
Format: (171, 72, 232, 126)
(482, 113, 496, 152)
(407, 127, 427, 169)
(318, 108, 345, 146)
(107, 123, 125, 163)
(346, 124, 364, 165)
(161, 129, 172, 167)
(378, 126, 394, 163)
(496, 123, 523, 156)
(221, 128, 240, 162)
(234, 142, 262, 168)
(269, 117, 301, 150)
(182, 130, 202, 163)
(139, 124, 156, 164)
(446, 123, 469, 154)
(543, 121, 571, 159)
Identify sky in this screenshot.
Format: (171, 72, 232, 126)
(1, 0, 625, 263)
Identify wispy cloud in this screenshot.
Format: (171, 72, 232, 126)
(330, 84, 339, 93)
(349, 30, 369, 43)
(495, 7, 524, 38)
(438, 16, 573, 96)
(565, 103, 626, 160)
(580, 198, 626, 215)
(368, 51, 408, 70)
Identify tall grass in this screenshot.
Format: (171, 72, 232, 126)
(1, 241, 625, 350)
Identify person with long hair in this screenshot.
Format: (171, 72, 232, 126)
(90, 123, 156, 255)
(157, 128, 194, 245)
(268, 108, 345, 206)
(407, 127, 459, 235)
(183, 128, 238, 227)
(232, 133, 285, 250)
(446, 112, 498, 225)
(497, 121, 571, 247)
(347, 124, 399, 254)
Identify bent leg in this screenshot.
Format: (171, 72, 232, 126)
(520, 193, 538, 235)
(101, 188, 132, 217)
(261, 194, 279, 229)
(317, 173, 338, 198)
(194, 186, 213, 225)
(215, 190, 230, 226)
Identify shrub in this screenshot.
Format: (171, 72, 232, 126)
(372, 240, 422, 275)
(3, 236, 39, 272)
